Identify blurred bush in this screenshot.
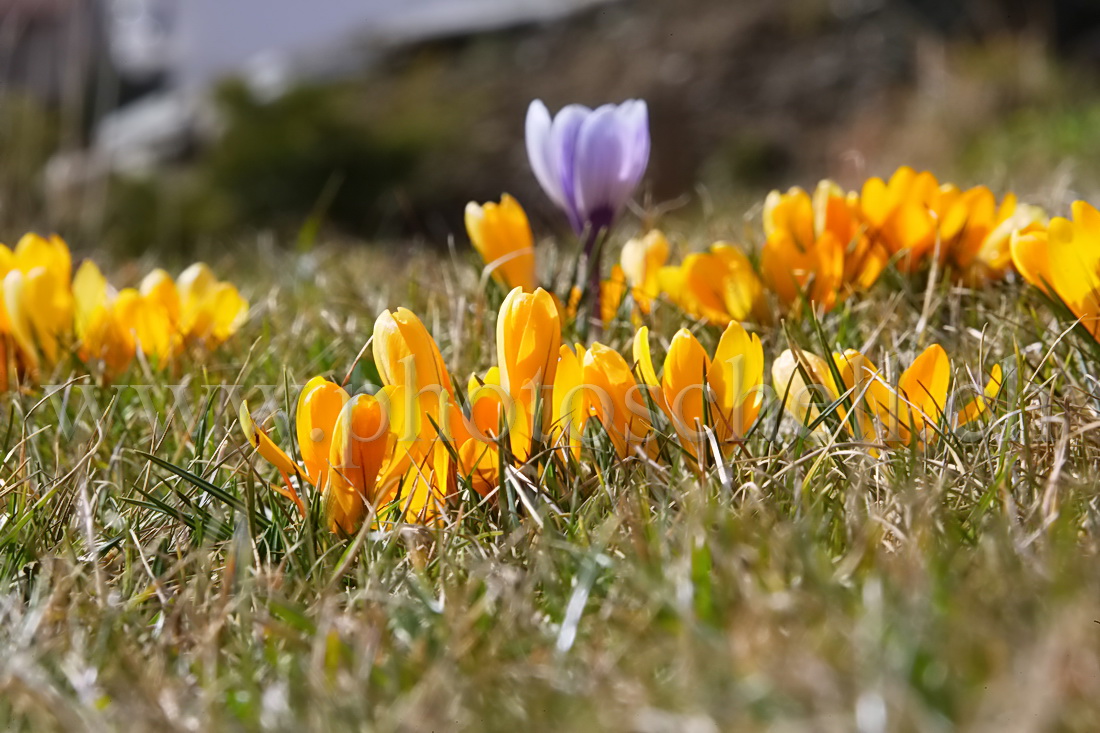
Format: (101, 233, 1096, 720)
(204, 80, 421, 235)
(98, 69, 473, 256)
(0, 93, 59, 233)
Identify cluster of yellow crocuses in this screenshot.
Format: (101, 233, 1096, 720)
(754, 167, 1045, 312)
(772, 345, 1001, 448)
(0, 232, 247, 389)
(240, 168, 1100, 534)
(242, 285, 1003, 533)
(242, 286, 769, 531)
(468, 166, 1048, 322)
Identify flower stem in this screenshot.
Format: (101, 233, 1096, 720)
(581, 226, 607, 339)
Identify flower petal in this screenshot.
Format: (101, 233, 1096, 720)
(546, 103, 591, 231)
(572, 105, 626, 230)
(614, 99, 650, 203)
(898, 343, 950, 423)
(296, 376, 351, 489)
(525, 100, 560, 207)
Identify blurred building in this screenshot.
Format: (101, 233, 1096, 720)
(3, 0, 615, 175)
(0, 0, 106, 109)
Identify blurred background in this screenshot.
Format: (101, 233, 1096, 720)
(2, 0, 1100, 262)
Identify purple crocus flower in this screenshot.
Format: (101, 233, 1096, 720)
(525, 99, 650, 237)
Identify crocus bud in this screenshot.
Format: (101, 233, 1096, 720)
(525, 99, 650, 237)
(465, 194, 537, 292)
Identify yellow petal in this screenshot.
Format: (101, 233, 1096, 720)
(22, 265, 73, 365)
(240, 401, 306, 483)
(709, 320, 764, 439)
(660, 328, 710, 457)
(664, 253, 729, 325)
(859, 176, 891, 229)
(957, 364, 1003, 426)
(374, 308, 453, 395)
(631, 325, 666, 416)
(73, 260, 109, 337)
(631, 325, 660, 389)
(177, 262, 217, 338)
(114, 289, 176, 363)
(889, 201, 937, 267)
(140, 268, 181, 324)
(207, 283, 249, 343)
(761, 230, 843, 311)
(296, 376, 351, 489)
(387, 443, 452, 525)
(466, 194, 537, 292)
(326, 393, 394, 533)
(468, 370, 507, 439)
(14, 232, 71, 283)
(712, 243, 765, 322)
(601, 265, 628, 325)
(551, 344, 587, 459)
(583, 343, 650, 458)
(1046, 209, 1100, 341)
(1072, 200, 1100, 238)
(965, 200, 1046, 283)
(832, 349, 889, 441)
(497, 287, 560, 434)
(898, 344, 950, 422)
(3, 270, 40, 372)
(1011, 227, 1052, 294)
(0, 244, 13, 279)
(763, 187, 814, 248)
(813, 179, 850, 240)
(456, 438, 500, 497)
(772, 348, 836, 427)
(621, 230, 670, 312)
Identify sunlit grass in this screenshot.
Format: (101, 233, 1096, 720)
(0, 232, 1099, 732)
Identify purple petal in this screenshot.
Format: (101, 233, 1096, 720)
(525, 100, 562, 208)
(572, 105, 626, 230)
(618, 100, 650, 190)
(547, 104, 591, 232)
(602, 100, 649, 219)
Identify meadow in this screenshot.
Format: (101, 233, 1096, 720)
(1, 97, 1100, 733)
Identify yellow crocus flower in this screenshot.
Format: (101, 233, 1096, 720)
(12, 233, 71, 283)
(497, 286, 560, 439)
(326, 392, 397, 533)
(1012, 200, 1100, 342)
(373, 307, 469, 520)
(634, 322, 763, 461)
(658, 243, 765, 326)
(772, 345, 1003, 448)
(73, 260, 178, 373)
(176, 263, 249, 345)
(860, 166, 941, 272)
(941, 187, 1047, 284)
(761, 181, 885, 311)
(466, 194, 537, 292)
(3, 234, 75, 366)
(620, 229, 670, 314)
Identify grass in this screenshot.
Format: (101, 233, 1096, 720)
(1, 228, 1100, 733)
